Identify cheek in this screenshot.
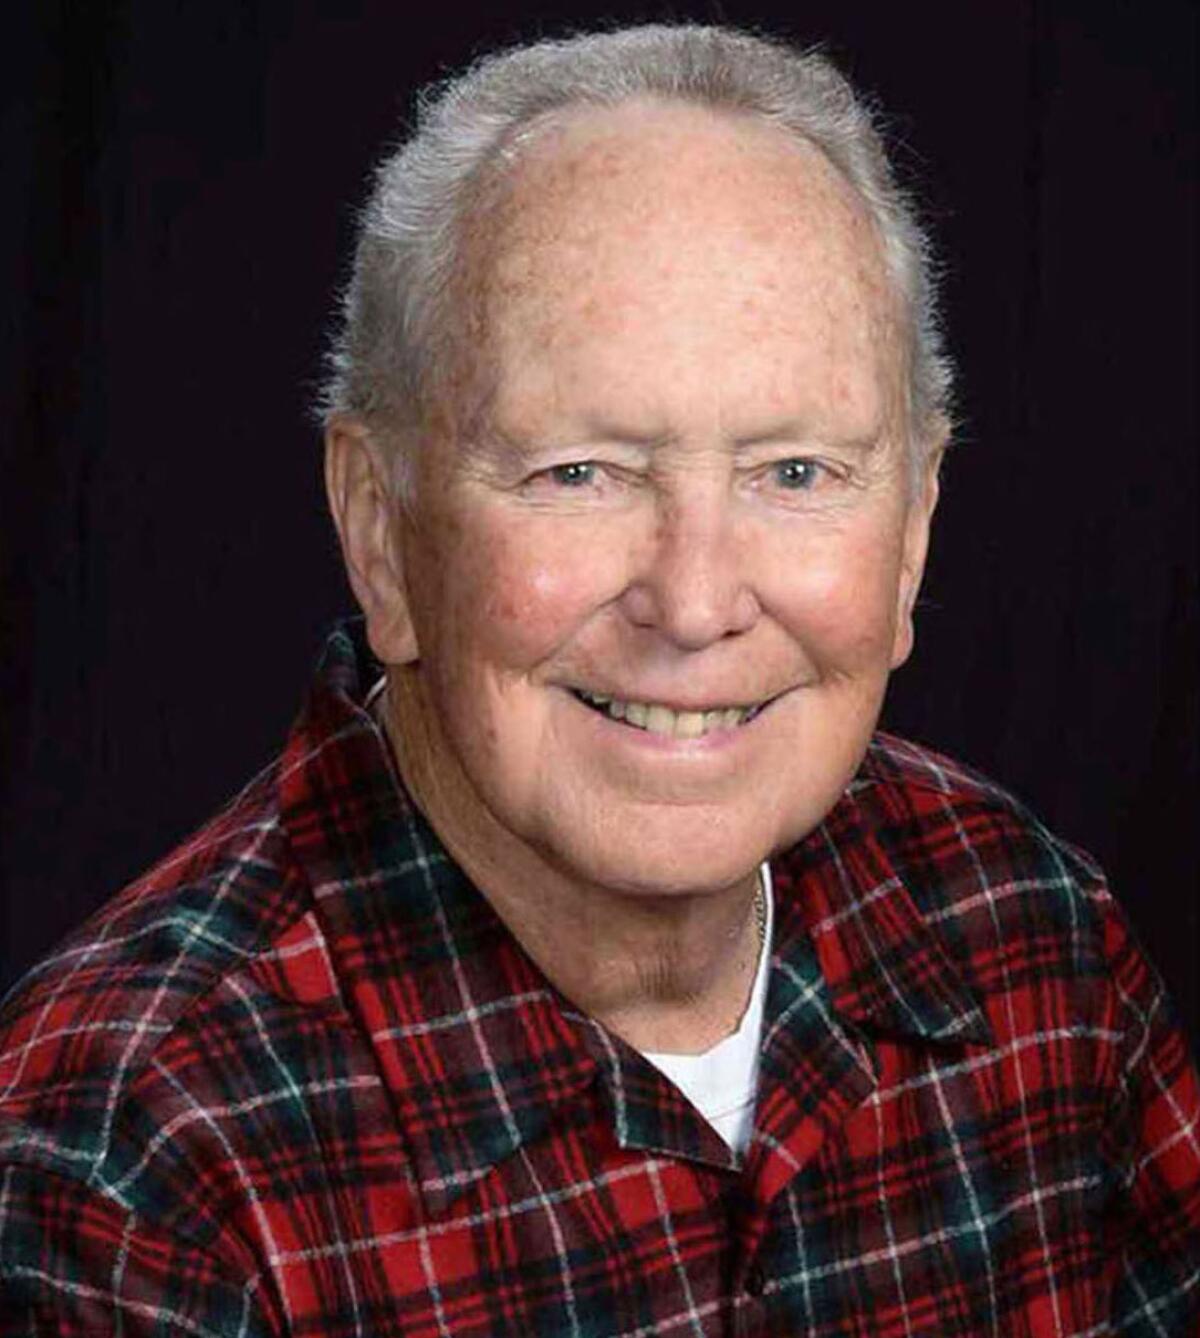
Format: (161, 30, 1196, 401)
(775, 524, 905, 669)
(442, 515, 626, 674)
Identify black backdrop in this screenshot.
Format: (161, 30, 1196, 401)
(3, 1, 1196, 1041)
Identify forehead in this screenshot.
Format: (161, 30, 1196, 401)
(455, 100, 901, 442)
(495, 100, 869, 247)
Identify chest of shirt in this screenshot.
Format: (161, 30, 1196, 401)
(183, 1011, 1110, 1338)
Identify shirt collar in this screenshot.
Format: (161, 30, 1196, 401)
(772, 772, 993, 1050)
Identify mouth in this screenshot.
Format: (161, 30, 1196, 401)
(570, 688, 768, 740)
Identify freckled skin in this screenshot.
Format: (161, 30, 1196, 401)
(329, 99, 942, 1049)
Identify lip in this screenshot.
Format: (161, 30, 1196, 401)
(576, 702, 752, 751)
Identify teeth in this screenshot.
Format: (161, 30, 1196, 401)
(644, 705, 673, 735)
(674, 710, 706, 739)
(575, 690, 759, 738)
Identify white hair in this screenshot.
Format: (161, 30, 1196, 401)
(319, 24, 953, 491)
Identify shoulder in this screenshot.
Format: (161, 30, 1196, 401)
(857, 729, 1098, 852)
(845, 734, 1193, 1060)
(854, 728, 1108, 914)
(0, 755, 314, 1186)
(834, 732, 1150, 1037)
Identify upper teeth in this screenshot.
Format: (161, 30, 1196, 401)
(575, 690, 759, 738)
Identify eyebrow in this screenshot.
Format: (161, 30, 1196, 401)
(478, 420, 673, 457)
(476, 416, 885, 459)
(572, 410, 888, 455)
(730, 421, 884, 453)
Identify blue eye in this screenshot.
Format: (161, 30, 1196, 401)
(549, 461, 596, 487)
(773, 459, 818, 490)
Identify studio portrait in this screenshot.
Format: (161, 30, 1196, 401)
(1, 3, 1196, 1334)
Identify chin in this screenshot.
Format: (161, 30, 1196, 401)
(538, 806, 780, 900)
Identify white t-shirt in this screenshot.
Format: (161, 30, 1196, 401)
(641, 865, 773, 1157)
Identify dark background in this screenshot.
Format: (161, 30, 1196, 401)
(3, 1, 1196, 1040)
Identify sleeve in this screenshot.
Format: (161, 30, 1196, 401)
(1099, 904, 1200, 1335)
(0, 1164, 280, 1337)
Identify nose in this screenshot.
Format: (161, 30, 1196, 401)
(618, 490, 760, 649)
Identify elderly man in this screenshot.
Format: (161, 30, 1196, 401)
(1, 24, 1197, 1337)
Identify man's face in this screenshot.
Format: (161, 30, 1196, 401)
(377, 102, 937, 898)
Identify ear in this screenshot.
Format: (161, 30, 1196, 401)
(890, 433, 946, 669)
(324, 418, 419, 665)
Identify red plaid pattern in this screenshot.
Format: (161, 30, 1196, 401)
(1, 622, 1197, 1336)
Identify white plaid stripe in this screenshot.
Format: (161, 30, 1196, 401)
(646, 1160, 707, 1338)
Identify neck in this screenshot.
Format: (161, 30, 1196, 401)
(380, 669, 764, 1054)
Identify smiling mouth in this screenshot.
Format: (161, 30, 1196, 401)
(571, 688, 767, 739)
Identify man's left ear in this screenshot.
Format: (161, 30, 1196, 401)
(890, 435, 946, 670)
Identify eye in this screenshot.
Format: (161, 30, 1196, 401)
(547, 461, 597, 487)
(772, 458, 820, 490)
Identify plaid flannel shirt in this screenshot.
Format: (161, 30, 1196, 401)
(1, 623, 1197, 1337)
